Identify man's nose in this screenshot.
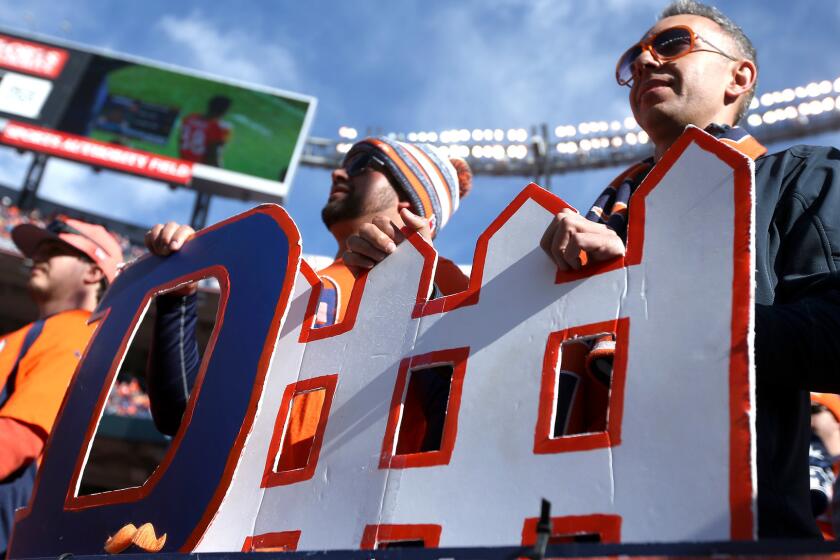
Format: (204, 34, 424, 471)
(331, 167, 348, 182)
(631, 46, 661, 79)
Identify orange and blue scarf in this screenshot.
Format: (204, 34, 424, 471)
(585, 124, 767, 242)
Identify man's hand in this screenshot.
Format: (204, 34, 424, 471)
(343, 208, 431, 272)
(145, 222, 197, 295)
(145, 222, 195, 256)
(539, 208, 626, 271)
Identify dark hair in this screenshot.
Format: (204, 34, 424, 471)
(207, 95, 232, 117)
(659, 0, 757, 124)
(97, 278, 108, 303)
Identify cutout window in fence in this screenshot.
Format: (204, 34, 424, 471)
(241, 531, 301, 552)
(521, 515, 621, 545)
(380, 347, 469, 469)
(77, 283, 220, 497)
(361, 524, 442, 550)
(262, 374, 338, 487)
(534, 319, 629, 454)
(395, 364, 453, 454)
(552, 333, 614, 438)
(377, 540, 426, 549)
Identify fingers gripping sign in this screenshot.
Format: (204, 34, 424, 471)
(343, 209, 433, 274)
(540, 208, 626, 271)
(145, 222, 198, 295)
(399, 207, 433, 241)
(145, 222, 196, 257)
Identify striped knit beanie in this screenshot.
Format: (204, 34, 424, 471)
(343, 137, 472, 235)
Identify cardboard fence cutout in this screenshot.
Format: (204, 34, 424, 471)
(8, 126, 757, 556)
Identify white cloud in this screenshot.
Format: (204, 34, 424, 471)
(0, 148, 33, 188)
(155, 11, 301, 90)
(401, 1, 659, 129)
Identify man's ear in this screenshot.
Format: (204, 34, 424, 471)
(397, 201, 412, 211)
(83, 263, 105, 286)
(726, 58, 757, 103)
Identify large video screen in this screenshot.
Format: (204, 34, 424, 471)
(60, 57, 310, 183)
(0, 30, 316, 201)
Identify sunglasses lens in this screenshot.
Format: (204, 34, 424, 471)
(617, 45, 642, 84)
(652, 27, 692, 59)
(344, 153, 371, 176)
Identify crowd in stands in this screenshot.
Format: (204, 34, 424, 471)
(105, 379, 152, 419)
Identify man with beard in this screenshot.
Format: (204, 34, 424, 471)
(540, 0, 840, 538)
(0, 217, 121, 553)
(144, 138, 472, 455)
(316, 137, 472, 325)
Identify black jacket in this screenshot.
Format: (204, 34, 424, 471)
(753, 144, 840, 537)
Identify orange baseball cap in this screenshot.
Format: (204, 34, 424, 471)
(812, 392, 840, 422)
(12, 216, 123, 282)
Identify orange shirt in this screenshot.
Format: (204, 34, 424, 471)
(0, 309, 96, 440)
(179, 115, 232, 163)
(317, 259, 357, 325)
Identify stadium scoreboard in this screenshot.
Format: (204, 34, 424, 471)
(0, 29, 317, 202)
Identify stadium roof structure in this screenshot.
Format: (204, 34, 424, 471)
(301, 76, 840, 187)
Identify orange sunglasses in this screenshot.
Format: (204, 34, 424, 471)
(616, 25, 738, 87)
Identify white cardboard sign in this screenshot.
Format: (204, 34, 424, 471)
(9, 126, 756, 557)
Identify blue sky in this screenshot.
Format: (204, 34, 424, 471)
(0, 0, 838, 263)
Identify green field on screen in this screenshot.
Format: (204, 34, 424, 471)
(89, 64, 309, 181)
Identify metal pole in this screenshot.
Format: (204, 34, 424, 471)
(190, 191, 212, 230)
(530, 125, 548, 191)
(18, 153, 48, 211)
(540, 124, 552, 192)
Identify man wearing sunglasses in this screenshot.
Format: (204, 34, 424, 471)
(541, 0, 840, 539)
(0, 216, 122, 553)
(144, 138, 472, 457)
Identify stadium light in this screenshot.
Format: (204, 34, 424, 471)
(338, 126, 358, 140)
(306, 74, 840, 179)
